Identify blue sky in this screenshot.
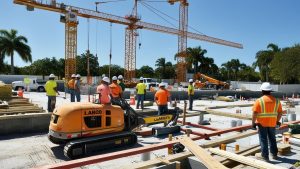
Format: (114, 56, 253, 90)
(1, 0, 300, 69)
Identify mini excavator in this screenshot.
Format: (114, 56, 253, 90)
(48, 98, 181, 159)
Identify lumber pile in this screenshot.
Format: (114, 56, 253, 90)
(208, 148, 286, 169)
(0, 96, 44, 115)
(0, 81, 12, 100)
(277, 143, 291, 155)
(205, 109, 252, 120)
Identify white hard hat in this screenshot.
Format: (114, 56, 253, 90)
(49, 74, 55, 78)
(118, 75, 123, 79)
(189, 79, 193, 83)
(76, 74, 81, 78)
(140, 77, 144, 81)
(159, 83, 165, 87)
(112, 76, 118, 81)
(260, 82, 273, 91)
(102, 77, 110, 83)
(71, 74, 76, 78)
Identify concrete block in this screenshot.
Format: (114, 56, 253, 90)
(0, 113, 51, 135)
(187, 156, 208, 169)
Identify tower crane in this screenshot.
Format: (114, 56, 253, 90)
(13, 0, 243, 82)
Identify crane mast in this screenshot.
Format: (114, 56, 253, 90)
(13, 0, 243, 82)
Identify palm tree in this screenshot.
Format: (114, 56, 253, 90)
(155, 57, 166, 79)
(0, 29, 32, 74)
(254, 43, 280, 81)
(186, 46, 207, 73)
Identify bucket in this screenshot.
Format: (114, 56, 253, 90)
(198, 113, 204, 124)
(129, 95, 136, 105)
(141, 152, 150, 161)
(236, 120, 242, 126)
(231, 120, 237, 127)
(17, 89, 24, 98)
(287, 114, 296, 122)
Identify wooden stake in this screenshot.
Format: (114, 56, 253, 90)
(182, 100, 187, 125)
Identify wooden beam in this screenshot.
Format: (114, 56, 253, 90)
(208, 148, 286, 169)
(205, 109, 252, 120)
(180, 137, 228, 169)
(106, 151, 191, 169)
(201, 130, 257, 148)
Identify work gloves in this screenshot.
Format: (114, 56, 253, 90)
(252, 122, 257, 130)
(276, 121, 281, 127)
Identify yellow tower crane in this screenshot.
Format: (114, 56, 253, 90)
(14, 0, 243, 82)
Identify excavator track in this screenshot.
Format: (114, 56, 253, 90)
(64, 131, 137, 159)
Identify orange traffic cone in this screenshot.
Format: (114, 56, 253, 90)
(17, 88, 24, 98)
(130, 95, 136, 105)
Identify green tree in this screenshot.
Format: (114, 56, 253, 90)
(254, 43, 280, 81)
(270, 44, 300, 84)
(0, 29, 32, 74)
(100, 64, 124, 78)
(76, 52, 100, 76)
(186, 46, 207, 73)
(155, 57, 167, 79)
(137, 65, 155, 78)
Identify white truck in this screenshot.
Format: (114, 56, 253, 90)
(143, 78, 168, 90)
(11, 78, 46, 92)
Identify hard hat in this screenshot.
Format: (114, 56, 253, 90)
(112, 76, 118, 81)
(189, 79, 193, 83)
(71, 74, 76, 78)
(49, 74, 55, 78)
(76, 74, 81, 78)
(118, 75, 123, 79)
(140, 77, 144, 81)
(102, 77, 110, 83)
(159, 83, 165, 87)
(260, 82, 273, 91)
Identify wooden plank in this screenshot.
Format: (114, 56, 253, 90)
(292, 134, 300, 139)
(208, 148, 286, 169)
(123, 151, 192, 169)
(180, 137, 228, 169)
(205, 109, 252, 120)
(201, 130, 257, 148)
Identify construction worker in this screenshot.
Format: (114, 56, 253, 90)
(136, 77, 146, 109)
(68, 74, 76, 102)
(96, 77, 111, 104)
(118, 75, 126, 92)
(74, 74, 81, 102)
(110, 76, 122, 101)
(155, 83, 171, 115)
(45, 74, 59, 112)
(188, 79, 195, 110)
(252, 82, 283, 161)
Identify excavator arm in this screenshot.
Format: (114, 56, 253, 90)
(111, 98, 181, 131)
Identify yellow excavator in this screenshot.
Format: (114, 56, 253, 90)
(194, 72, 229, 90)
(48, 98, 181, 159)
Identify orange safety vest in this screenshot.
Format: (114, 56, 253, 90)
(109, 83, 122, 98)
(68, 79, 75, 89)
(256, 97, 280, 127)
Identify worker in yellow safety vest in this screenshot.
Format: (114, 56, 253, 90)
(136, 77, 146, 109)
(252, 82, 283, 161)
(187, 79, 195, 110)
(45, 74, 59, 112)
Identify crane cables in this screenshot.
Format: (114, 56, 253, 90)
(139, 1, 205, 36)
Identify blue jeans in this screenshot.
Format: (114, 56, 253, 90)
(158, 105, 168, 115)
(188, 95, 194, 110)
(75, 90, 81, 102)
(258, 125, 278, 158)
(136, 94, 144, 109)
(69, 89, 75, 102)
(47, 96, 56, 112)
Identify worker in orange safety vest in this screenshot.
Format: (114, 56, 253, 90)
(252, 82, 283, 161)
(155, 83, 171, 115)
(109, 76, 122, 101)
